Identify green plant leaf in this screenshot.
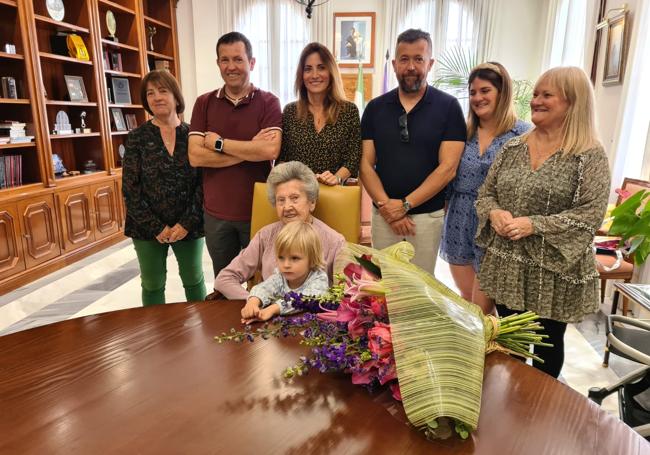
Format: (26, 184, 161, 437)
(611, 190, 646, 217)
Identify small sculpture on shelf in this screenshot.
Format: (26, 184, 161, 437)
(146, 25, 157, 52)
(53, 110, 73, 135)
(75, 111, 91, 134)
(82, 160, 97, 174)
(52, 153, 67, 177)
(106, 10, 118, 42)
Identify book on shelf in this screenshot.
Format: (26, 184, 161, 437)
(1, 77, 18, 99)
(154, 60, 170, 71)
(0, 154, 23, 189)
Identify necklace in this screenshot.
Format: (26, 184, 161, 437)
(225, 88, 249, 106)
(152, 118, 177, 153)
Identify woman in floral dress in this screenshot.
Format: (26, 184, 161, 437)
(440, 62, 530, 314)
(474, 67, 610, 378)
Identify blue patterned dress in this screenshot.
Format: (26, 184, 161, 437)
(439, 120, 531, 271)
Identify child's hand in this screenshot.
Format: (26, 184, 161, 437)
(257, 304, 280, 322)
(241, 297, 262, 322)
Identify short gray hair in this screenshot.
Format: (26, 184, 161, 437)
(266, 161, 319, 206)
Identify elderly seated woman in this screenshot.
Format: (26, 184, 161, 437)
(214, 161, 346, 299)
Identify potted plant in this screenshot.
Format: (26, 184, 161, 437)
(609, 189, 650, 265)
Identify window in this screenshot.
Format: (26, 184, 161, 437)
(235, 0, 310, 107)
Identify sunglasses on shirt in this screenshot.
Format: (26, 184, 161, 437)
(398, 113, 409, 143)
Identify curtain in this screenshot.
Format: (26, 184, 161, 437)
(541, 0, 596, 70)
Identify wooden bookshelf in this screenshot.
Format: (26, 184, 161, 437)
(0, 0, 181, 294)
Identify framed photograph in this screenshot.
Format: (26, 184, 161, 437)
(333, 12, 375, 68)
(64, 75, 88, 102)
(111, 77, 131, 104)
(111, 108, 126, 131)
(603, 11, 628, 86)
(110, 51, 123, 72)
(125, 113, 137, 130)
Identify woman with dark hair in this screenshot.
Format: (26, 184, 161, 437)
(439, 62, 530, 313)
(278, 42, 361, 185)
(123, 70, 205, 305)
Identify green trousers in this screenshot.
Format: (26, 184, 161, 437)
(132, 238, 207, 306)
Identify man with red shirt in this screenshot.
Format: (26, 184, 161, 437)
(189, 32, 282, 278)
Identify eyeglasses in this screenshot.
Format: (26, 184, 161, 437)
(398, 113, 409, 143)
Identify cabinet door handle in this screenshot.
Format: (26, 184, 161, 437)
(22, 234, 31, 239)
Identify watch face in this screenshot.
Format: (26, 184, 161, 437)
(46, 0, 65, 22)
(106, 10, 117, 37)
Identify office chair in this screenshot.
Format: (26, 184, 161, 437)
(250, 181, 362, 243)
(588, 315, 650, 440)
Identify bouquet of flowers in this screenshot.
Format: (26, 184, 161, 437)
(216, 242, 549, 440)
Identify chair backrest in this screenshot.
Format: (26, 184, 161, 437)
(618, 178, 650, 206)
(250, 182, 361, 243)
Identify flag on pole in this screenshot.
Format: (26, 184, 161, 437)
(354, 60, 364, 114)
(381, 49, 390, 94)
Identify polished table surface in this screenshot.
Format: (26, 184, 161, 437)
(1, 302, 648, 455)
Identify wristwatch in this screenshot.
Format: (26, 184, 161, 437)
(401, 198, 412, 212)
(214, 137, 224, 154)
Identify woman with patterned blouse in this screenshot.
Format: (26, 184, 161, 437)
(277, 42, 361, 185)
(123, 70, 206, 306)
(475, 67, 610, 378)
(440, 62, 530, 314)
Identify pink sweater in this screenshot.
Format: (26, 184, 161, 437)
(214, 218, 346, 299)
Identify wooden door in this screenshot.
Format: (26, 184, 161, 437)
(56, 187, 94, 252)
(90, 182, 119, 240)
(0, 203, 26, 280)
(17, 195, 61, 268)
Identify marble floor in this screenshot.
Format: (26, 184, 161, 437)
(0, 239, 642, 417)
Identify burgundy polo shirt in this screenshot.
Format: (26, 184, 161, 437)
(189, 85, 282, 221)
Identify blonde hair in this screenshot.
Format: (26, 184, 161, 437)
(274, 221, 324, 271)
(294, 42, 347, 125)
(466, 62, 517, 139)
(528, 66, 601, 155)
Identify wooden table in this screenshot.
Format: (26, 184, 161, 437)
(1, 302, 648, 454)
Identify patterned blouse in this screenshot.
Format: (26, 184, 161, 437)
(122, 120, 203, 240)
(278, 100, 361, 176)
(475, 137, 610, 323)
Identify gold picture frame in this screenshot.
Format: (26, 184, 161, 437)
(602, 11, 628, 86)
(333, 12, 375, 68)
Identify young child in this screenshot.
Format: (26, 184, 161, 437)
(241, 221, 329, 324)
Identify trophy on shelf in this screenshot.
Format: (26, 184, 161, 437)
(146, 25, 157, 52)
(75, 111, 91, 134)
(53, 110, 73, 135)
(106, 10, 118, 42)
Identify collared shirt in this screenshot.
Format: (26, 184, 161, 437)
(189, 85, 282, 221)
(361, 85, 466, 214)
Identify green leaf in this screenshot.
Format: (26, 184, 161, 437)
(355, 255, 382, 278)
(611, 190, 646, 217)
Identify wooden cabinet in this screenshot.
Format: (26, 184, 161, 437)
(17, 194, 61, 268)
(90, 181, 119, 239)
(57, 186, 94, 251)
(0, 203, 25, 281)
(0, 0, 180, 293)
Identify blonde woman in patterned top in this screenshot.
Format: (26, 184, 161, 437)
(475, 66, 610, 378)
(278, 42, 361, 185)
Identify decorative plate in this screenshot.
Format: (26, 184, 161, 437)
(46, 0, 65, 22)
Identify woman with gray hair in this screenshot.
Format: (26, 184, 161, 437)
(214, 161, 345, 299)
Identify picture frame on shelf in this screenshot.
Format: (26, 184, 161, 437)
(333, 12, 376, 68)
(64, 75, 89, 102)
(111, 77, 131, 104)
(603, 11, 628, 86)
(125, 114, 138, 130)
(111, 108, 126, 131)
(110, 52, 123, 72)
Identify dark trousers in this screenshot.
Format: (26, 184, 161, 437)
(204, 211, 251, 279)
(496, 304, 568, 378)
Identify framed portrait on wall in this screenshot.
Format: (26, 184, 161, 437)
(333, 12, 375, 68)
(602, 11, 628, 86)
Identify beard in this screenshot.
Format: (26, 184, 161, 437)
(397, 73, 424, 93)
